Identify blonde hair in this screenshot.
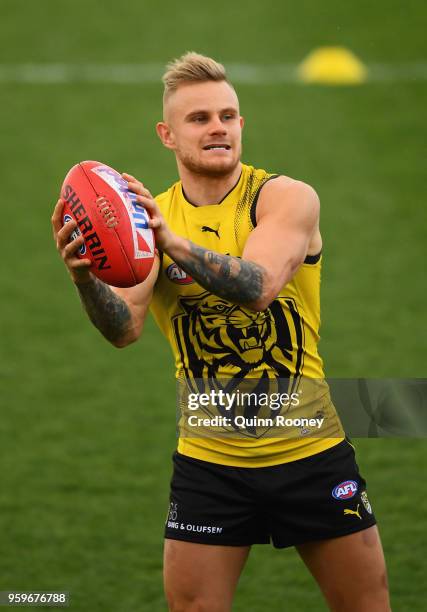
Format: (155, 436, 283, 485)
(162, 52, 229, 103)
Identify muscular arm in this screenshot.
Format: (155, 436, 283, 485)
(75, 276, 132, 345)
(75, 255, 160, 347)
(168, 241, 265, 305)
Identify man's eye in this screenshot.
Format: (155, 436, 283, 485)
(223, 114, 235, 121)
(193, 116, 206, 122)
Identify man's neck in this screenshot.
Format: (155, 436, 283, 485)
(179, 163, 242, 207)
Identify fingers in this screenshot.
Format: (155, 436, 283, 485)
(122, 172, 143, 186)
(56, 217, 78, 250)
(53, 199, 85, 254)
(122, 174, 159, 222)
(121, 173, 166, 235)
(122, 172, 137, 182)
(72, 257, 92, 269)
(61, 233, 92, 272)
(122, 172, 153, 198)
(128, 181, 152, 198)
(135, 193, 153, 206)
(134, 194, 163, 228)
(51, 198, 64, 238)
(63, 233, 85, 258)
(55, 212, 91, 271)
(53, 198, 92, 283)
(148, 217, 162, 229)
(135, 193, 157, 211)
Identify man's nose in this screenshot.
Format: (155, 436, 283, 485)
(208, 116, 227, 133)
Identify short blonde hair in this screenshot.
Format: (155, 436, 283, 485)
(162, 52, 229, 103)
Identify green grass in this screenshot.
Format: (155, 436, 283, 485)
(1, 1, 426, 610)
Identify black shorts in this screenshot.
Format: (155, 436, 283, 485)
(164, 440, 377, 548)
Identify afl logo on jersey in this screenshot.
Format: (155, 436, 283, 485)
(166, 263, 194, 285)
(332, 480, 358, 500)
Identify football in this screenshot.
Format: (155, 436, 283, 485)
(61, 160, 155, 287)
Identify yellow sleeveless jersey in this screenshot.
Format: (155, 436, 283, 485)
(150, 163, 344, 466)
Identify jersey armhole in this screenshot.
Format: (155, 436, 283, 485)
(303, 251, 322, 265)
(249, 174, 280, 229)
(249, 175, 322, 265)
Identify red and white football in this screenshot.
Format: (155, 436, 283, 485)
(61, 160, 155, 287)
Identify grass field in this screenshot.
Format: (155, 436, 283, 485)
(1, 1, 426, 610)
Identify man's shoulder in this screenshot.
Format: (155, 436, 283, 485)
(258, 174, 319, 206)
(254, 174, 321, 235)
(244, 164, 314, 195)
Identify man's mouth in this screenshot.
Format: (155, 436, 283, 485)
(203, 144, 231, 151)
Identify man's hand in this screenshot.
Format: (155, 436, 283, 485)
(51, 193, 160, 347)
(51, 198, 92, 284)
(122, 172, 176, 252)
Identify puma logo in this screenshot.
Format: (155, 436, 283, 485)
(202, 225, 220, 238)
(344, 504, 362, 520)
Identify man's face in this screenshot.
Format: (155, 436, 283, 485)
(159, 80, 243, 177)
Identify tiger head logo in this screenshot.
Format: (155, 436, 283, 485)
(173, 291, 298, 379)
(194, 294, 276, 368)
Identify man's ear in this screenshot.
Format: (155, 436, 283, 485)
(240, 116, 244, 130)
(156, 122, 175, 150)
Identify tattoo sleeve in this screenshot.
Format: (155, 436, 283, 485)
(173, 241, 265, 305)
(75, 276, 132, 344)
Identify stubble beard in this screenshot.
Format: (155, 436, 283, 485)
(177, 147, 241, 179)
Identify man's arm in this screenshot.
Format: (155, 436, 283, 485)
(239, 177, 321, 309)
(125, 175, 320, 312)
(74, 259, 159, 347)
(52, 198, 159, 347)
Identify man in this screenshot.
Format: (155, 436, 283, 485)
(52, 53, 390, 611)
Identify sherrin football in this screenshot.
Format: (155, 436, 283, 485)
(61, 160, 155, 287)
